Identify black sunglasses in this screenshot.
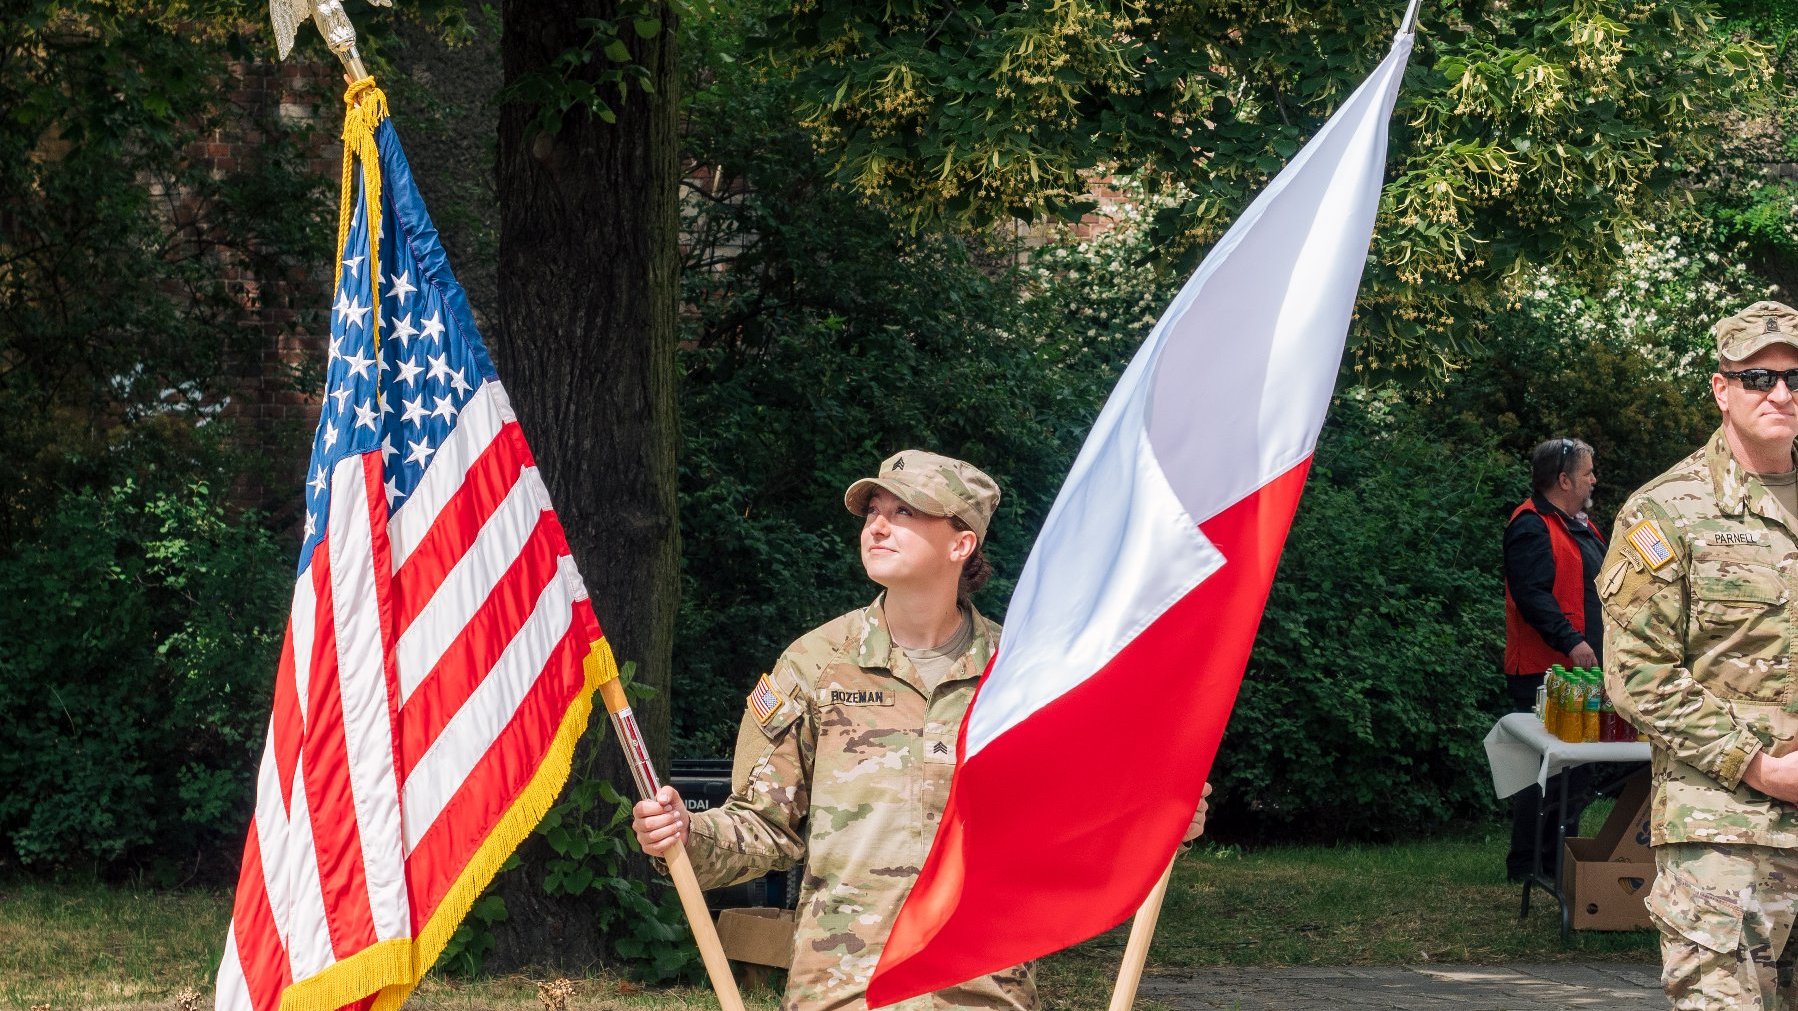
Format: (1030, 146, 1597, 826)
(1723, 368, 1798, 392)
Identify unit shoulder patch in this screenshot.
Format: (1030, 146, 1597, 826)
(1625, 518, 1676, 571)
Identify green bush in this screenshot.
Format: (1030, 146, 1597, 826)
(0, 461, 289, 878)
(1215, 396, 1513, 840)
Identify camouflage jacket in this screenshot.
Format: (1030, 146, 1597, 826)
(1599, 427, 1798, 847)
(685, 598, 1038, 1011)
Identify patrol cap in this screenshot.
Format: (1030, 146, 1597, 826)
(1715, 300, 1798, 363)
(843, 450, 1001, 543)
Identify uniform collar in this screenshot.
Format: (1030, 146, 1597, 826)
(853, 594, 996, 687)
(1706, 425, 1798, 524)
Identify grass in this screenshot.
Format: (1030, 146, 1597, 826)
(0, 818, 1656, 1011)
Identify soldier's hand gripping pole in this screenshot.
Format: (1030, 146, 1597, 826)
(597, 678, 747, 1011)
(1106, 854, 1177, 1011)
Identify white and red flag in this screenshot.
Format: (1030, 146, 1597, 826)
(867, 20, 1417, 1005)
(215, 83, 616, 1011)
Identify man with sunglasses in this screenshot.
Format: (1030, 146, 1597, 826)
(1602, 300, 1798, 1009)
(1501, 435, 1604, 882)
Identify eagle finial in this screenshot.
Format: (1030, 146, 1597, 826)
(269, 0, 393, 80)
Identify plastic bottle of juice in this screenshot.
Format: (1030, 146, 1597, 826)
(1543, 669, 1561, 729)
(1560, 672, 1584, 743)
(1582, 669, 1602, 742)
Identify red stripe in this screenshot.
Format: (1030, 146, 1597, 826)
(396, 515, 563, 782)
(272, 614, 301, 814)
(393, 423, 534, 633)
(299, 549, 381, 959)
(405, 619, 588, 926)
(869, 459, 1312, 1006)
(229, 822, 292, 1010)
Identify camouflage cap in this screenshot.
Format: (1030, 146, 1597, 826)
(1715, 300, 1798, 363)
(843, 450, 1001, 543)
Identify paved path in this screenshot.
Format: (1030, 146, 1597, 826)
(1136, 963, 1664, 1009)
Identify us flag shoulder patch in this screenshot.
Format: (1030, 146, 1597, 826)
(1626, 518, 1675, 571)
(749, 673, 784, 725)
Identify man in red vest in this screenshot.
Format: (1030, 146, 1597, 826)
(1502, 436, 1605, 881)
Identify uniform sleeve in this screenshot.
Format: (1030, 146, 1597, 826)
(682, 665, 814, 889)
(1503, 511, 1586, 654)
(1599, 498, 1763, 791)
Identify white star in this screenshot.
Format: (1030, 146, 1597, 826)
(322, 421, 340, 451)
(430, 395, 461, 423)
(341, 299, 371, 331)
(388, 269, 417, 307)
(328, 335, 343, 361)
(394, 357, 424, 387)
(384, 475, 403, 508)
(419, 311, 445, 343)
(303, 511, 316, 539)
(329, 386, 352, 411)
(332, 291, 353, 327)
(448, 367, 472, 396)
(342, 350, 375, 380)
(353, 400, 379, 432)
(380, 434, 398, 463)
(402, 396, 429, 426)
(390, 314, 419, 349)
(309, 465, 327, 496)
(343, 253, 365, 277)
(426, 353, 454, 385)
(405, 437, 436, 467)
(377, 388, 390, 416)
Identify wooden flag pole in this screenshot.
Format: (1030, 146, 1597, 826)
(1106, 854, 1178, 1011)
(598, 677, 748, 1011)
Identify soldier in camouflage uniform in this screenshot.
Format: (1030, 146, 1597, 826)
(630, 450, 1210, 1010)
(1601, 302, 1798, 1009)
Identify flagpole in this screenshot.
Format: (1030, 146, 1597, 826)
(598, 678, 748, 1011)
(1105, 854, 1177, 1011)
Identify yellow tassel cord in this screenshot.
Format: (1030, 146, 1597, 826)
(335, 78, 388, 361)
(364, 638, 620, 1011)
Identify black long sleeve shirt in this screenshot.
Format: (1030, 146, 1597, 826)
(1502, 495, 1606, 665)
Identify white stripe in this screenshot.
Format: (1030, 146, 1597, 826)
(250, 723, 294, 969)
(964, 33, 1413, 757)
(396, 466, 545, 704)
(213, 928, 250, 1011)
(1144, 35, 1408, 521)
(284, 764, 336, 980)
(326, 455, 411, 943)
(402, 558, 576, 854)
(291, 573, 316, 729)
(389, 381, 515, 570)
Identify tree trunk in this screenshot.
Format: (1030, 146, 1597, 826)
(489, 0, 679, 969)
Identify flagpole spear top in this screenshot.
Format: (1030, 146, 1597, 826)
(270, 0, 391, 83)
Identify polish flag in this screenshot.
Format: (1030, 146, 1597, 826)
(867, 21, 1417, 1006)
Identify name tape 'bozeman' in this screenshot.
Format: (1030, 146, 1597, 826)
(824, 688, 895, 706)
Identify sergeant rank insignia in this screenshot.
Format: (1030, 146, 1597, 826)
(1625, 518, 1675, 571)
(749, 673, 784, 725)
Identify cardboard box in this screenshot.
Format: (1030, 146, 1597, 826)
(1560, 768, 1656, 931)
(716, 907, 796, 969)
(1563, 836, 1655, 930)
(1592, 771, 1654, 864)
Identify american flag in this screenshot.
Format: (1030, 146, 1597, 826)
(216, 88, 610, 1011)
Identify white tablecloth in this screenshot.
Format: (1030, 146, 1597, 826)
(1484, 711, 1651, 799)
